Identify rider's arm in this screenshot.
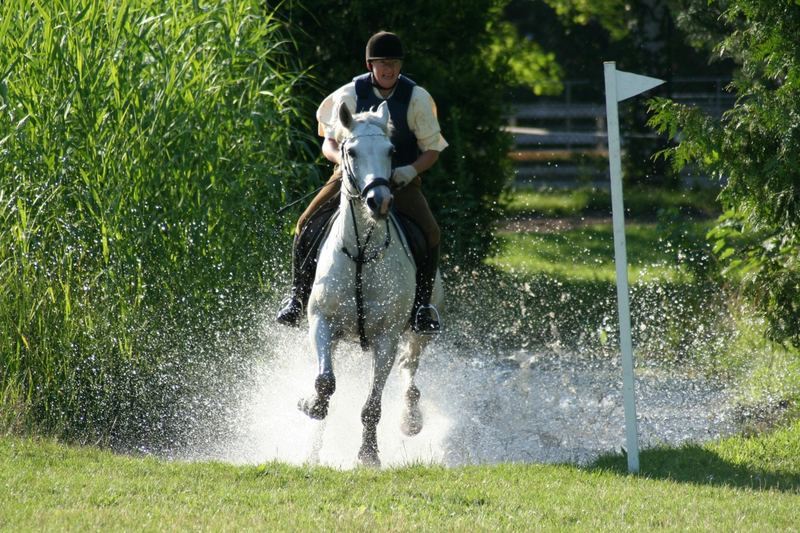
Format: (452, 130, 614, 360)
(411, 149, 439, 175)
(322, 137, 341, 165)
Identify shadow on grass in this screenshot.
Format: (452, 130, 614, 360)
(588, 445, 800, 493)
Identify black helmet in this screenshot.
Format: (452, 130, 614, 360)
(365, 31, 404, 62)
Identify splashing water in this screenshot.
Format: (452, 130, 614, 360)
(175, 316, 737, 469)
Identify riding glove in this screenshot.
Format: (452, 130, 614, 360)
(391, 165, 417, 188)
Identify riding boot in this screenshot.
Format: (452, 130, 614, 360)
(276, 235, 313, 327)
(412, 244, 441, 334)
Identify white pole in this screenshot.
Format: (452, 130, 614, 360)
(603, 61, 640, 474)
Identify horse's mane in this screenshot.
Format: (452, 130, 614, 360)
(334, 107, 394, 142)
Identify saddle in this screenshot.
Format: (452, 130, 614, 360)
(296, 201, 429, 303)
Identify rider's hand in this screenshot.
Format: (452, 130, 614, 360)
(391, 165, 417, 188)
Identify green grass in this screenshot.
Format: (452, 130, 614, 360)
(503, 185, 722, 219)
(2, 421, 799, 530)
(487, 220, 716, 283)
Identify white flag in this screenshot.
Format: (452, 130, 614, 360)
(615, 70, 665, 102)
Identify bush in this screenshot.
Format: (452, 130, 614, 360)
(648, 0, 800, 349)
(0, 0, 317, 441)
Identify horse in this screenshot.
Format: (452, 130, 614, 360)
(297, 101, 443, 466)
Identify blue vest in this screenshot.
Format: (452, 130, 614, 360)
(353, 73, 420, 167)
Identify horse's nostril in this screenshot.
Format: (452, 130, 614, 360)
(366, 196, 378, 211)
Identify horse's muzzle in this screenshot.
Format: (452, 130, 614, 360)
(365, 187, 393, 219)
(363, 177, 393, 219)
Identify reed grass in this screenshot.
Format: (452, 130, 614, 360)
(0, 0, 317, 442)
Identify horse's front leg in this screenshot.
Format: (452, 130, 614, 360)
(398, 334, 429, 436)
(358, 334, 400, 467)
(298, 314, 336, 420)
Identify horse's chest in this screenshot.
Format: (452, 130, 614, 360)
(311, 244, 414, 322)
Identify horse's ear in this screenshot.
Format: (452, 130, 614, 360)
(338, 102, 353, 129)
(376, 101, 390, 128)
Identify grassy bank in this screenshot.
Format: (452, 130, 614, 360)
(502, 185, 722, 219)
(2, 421, 798, 530)
(488, 219, 715, 283)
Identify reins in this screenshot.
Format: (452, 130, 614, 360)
(338, 134, 393, 350)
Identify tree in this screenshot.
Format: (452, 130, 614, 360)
(649, 0, 800, 348)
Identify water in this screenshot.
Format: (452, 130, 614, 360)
(177, 321, 737, 468)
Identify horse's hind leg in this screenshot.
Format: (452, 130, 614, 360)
(358, 336, 399, 467)
(298, 315, 336, 420)
(398, 334, 428, 436)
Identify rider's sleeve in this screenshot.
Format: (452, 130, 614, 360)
(409, 87, 449, 152)
(316, 84, 357, 138)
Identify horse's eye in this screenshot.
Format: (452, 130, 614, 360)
(388, 147, 395, 156)
(347, 148, 357, 158)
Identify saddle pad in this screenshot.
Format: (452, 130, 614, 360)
(391, 211, 428, 269)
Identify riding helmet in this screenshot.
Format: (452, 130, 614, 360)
(365, 31, 404, 62)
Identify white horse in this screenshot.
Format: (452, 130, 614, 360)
(297, 101, 443, 466)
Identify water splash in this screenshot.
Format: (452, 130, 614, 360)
(175, 316, 737, 468)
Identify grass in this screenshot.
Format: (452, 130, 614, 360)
(487, 220, 716, 283)
(1, 421, 799, 530)
(477, 191, 724, 360)
(502, 185, 722, 219)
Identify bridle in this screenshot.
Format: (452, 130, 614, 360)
(338, 132, 394, 350)
(339, 133, 393, 200)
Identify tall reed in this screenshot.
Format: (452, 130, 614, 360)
(0, 0, 317, 443)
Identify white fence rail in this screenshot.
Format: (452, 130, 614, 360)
(506, 77, 733, 188)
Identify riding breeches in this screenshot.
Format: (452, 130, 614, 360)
(296, 169, 441, 249)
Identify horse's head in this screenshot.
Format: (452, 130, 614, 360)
(336, 101, 395, 220)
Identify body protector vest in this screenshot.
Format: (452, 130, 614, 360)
(353, 73, 420, 168)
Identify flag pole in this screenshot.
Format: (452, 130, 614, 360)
(603, 61, 649, 474)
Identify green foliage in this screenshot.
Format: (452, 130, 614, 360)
(0, 0, 316, 439)
(280, 0, 524, 261)
(484, 21, 563, 96)
(542, 0, 632, 40)
(648, 0, 800, 348)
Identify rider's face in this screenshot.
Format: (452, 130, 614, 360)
(369, 59, 402, 90)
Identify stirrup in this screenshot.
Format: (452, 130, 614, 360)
(412, 304, 441, 335)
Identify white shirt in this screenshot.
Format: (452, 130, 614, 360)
(316, 80, 449, 153)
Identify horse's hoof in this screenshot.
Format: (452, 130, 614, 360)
(401, 407, 423, 436)
(297, 372, 336, 420)
(358, 446, 381, 468)
(400, 385, 423, 436)
(298, 395, 329, 420)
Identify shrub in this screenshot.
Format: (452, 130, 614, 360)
(648, 0, 800, 349)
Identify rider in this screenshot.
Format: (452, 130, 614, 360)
(276, 30, 448, 334)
